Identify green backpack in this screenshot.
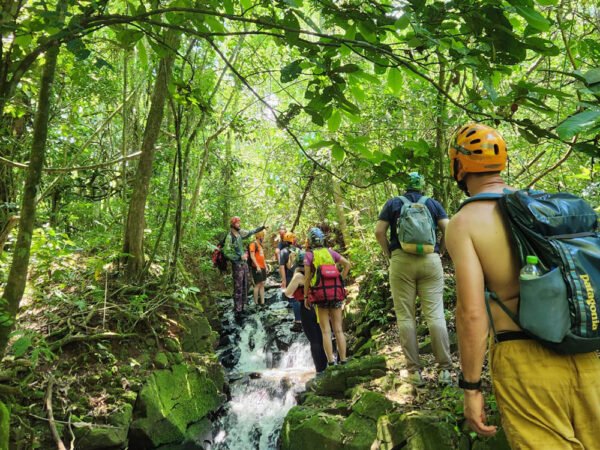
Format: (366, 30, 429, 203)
(396, 196, 437, 255)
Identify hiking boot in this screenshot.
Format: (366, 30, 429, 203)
(290, 321, 303, 332)
(438, 369, 453, 386)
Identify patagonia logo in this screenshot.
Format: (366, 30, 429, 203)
(581, 275, 598, 331)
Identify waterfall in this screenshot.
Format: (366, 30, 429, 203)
(212, 300, 313, 450)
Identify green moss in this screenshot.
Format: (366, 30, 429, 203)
(130, 364, 226, 447)
(280, 406, 345, 450)
(0, 400, 9, 450)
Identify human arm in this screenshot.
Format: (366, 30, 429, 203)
(249, 243, 261, 271)
(279, 249, 288, 288)
(437, 218, 450, 256)
(445, 216, 497, 437)
(337, 255, 351, 280)
(303, 263, 312, 310)
(240, 225, 267, 240)
(374, 220, 391, 259)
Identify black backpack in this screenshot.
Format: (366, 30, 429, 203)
(460, 189, 600, 354)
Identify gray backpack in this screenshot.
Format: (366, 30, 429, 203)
(396, 196, 436, 255)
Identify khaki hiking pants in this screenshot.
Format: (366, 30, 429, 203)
(490, 339, 600, 449)
(389, 249, 452, 371)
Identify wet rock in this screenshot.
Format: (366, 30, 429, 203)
(351, 390, 395, 420)
(218, 346, 241, 369)
(310, 356, 387, 397)
(129, 364, 226, 448)
(300, 394, 351, 415)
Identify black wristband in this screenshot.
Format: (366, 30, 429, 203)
(458, 373, 482, 391)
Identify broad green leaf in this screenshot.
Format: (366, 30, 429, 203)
(136, 40, 148, 69)
(331, 143, 345, 161)
(387, 68, 403, 95)
(328, 110, 342, 132)
(350, 71, 380, 85)
(333, 64, 360, 74)
(394, 14, 411, 30)
(535, 0, 557, 5)
(514, 5, 550, 32)
(573, 143, 600, 157)
(350, 84, 366, 103)
(556, 110, 600, 140)
(582, 68, 600, 86)
(240, 0, 253, 11)
(308, 140, 336, 149)
(357, 20, 377, 43)
(280, 60, 303, 83)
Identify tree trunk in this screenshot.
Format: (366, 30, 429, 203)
(291, 163, 317, 232)
(0, 22, 62, 356)
(122, 32, 178, 280)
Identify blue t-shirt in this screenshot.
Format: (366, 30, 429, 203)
(378, 190, 448, 253)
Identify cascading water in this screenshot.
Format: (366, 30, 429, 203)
(211, 295, 314, 450)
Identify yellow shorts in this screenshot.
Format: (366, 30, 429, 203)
(490, 338, 600, 449)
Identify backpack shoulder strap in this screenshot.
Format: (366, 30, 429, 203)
(398, 196, 412, 206)
(417, 195, 429, 205)
(458, 193, 504, 211)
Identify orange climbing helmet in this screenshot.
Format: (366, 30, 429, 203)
(448, 123, 507, 182)
(283, 231, 295, 244)
(230, 216, 241, 226)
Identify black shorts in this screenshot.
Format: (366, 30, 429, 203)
(251, 267, 267, 284)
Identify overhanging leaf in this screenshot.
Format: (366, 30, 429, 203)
(556, 110, 600, 140)
(328, 110, 342, 132)
(573, 143, 600, 157)
(331, 143, 345, 161)
(514, 5, 550, 32)
(387, 68, 402, 95)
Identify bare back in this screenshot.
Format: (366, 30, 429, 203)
(460, 200, 521, 332)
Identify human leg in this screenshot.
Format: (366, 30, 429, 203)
(316, 306, 335, 363)
(300, 305, 328, 372)
(330, 307, 346, 361)
(232, 263, 245, 313)
(491, 340, 588, 449)
(258, 282, 265, 305)
(241, 262, 249, 311)
(389, 250, 419, 371)
(417, 254, 452, 370)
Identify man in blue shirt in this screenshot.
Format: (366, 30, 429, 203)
(375, 172, 452, 385)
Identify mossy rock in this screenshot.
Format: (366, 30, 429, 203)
(376, 411, 461, 450)
(341, 412, 377, 450)
(180, 316, 216, 354)
(129, 364, 226, 448)
(312, 355, 387, 397)
(351, 390, 395, 421)
(301, 394, 351, 415)
(74, 403, 132, 450)
(0, 400, 9, 450)
(154, 352, 169, 369)
(280, 406, 345, 450)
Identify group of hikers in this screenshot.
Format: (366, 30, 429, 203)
(218, 123, 600, 449)
(221, 218, 351, 371)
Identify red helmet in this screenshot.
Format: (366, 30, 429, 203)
(230, 216, 241, 226)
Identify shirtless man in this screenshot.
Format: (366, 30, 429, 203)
(445, 123, 600, 448)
